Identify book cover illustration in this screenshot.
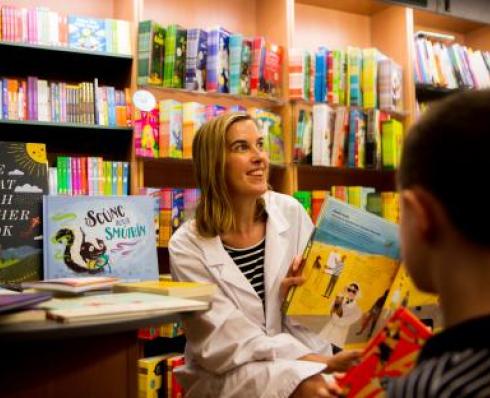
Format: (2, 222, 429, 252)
(0, 142, 48, 283)
(68, 16, 106, 52)
(43, 196, 158, 281)
(337, 307, 432, 397)
(378, 265, 441, 334)
(284, 198, 400, 349)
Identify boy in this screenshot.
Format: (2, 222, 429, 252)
(388, 90, 490, 396)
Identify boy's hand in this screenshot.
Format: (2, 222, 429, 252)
(280, 255, 305, 301)
(290, 374, 341, 398)
(325, 350, 362, 373)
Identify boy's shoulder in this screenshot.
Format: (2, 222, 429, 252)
(388, 315, 490, 397)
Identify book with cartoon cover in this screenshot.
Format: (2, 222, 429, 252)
(337, 307, 432, 397)
(283, 197, 401, 349)
(43, 196, 158, 281)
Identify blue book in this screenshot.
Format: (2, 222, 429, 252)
(43, 196, 159, 281)
(185, 28, 208, 91)
(314, 47, 327, 103)
(68, 16, 107, 53)
(122, 162, 129, 195)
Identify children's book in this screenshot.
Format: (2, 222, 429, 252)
(22, 276, 120, 294)
(40, 292, 209, 323)
(43, 196, 159, 281)
(113, 280, 217, 302)
(337, 307, 432, 397)
(0, 292, 52, 314)
(283, 197, 401, 349)
(0, 142, 48, 284)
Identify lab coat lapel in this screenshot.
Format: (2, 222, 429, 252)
(199, 234, 265, 325)
(263, 196, 290, 306)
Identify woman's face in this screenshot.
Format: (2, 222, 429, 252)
(225, 119, 269, 199)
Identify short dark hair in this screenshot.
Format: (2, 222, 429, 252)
(399, 90, 490, 245)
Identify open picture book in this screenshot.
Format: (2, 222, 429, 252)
(337, 307, 432, 397)
(283, 197, 439, 349)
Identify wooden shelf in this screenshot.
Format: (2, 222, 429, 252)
(142, 157, 287, 191)
(290, 99, 410, 119)
(0, 41, 133, 88)
(295, 164, 397, 191)
(0, 119, 132, 131)
(414, 8, 485, 34)
(295, 0, 390, 16)
(415, 83, 464, 102)
(140, 85, 285, 109)
(0, 41, 132, 59)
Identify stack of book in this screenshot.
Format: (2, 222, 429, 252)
(288, 46, 403, 112)
(0, 5, 131, 55)
(137, 21, 282, 98)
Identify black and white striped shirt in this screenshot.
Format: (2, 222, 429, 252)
(388, 315, 490, 398)
(223, 238, 266, 304)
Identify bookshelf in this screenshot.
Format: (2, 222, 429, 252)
(413, 8, 490, 105)
(288, 0, 413, 194)
(0, 0, 136, 179)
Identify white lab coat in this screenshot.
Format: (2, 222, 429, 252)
(169, 191, 333, 398)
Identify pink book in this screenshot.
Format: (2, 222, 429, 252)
(250, 37, 265, 96)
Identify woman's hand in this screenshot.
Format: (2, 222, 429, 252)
(290, 374, 342, 398)
(299, 350, 362, 373)
(325, 350, 362, 373)
(280, 255, 306, 302)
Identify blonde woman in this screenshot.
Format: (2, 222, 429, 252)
(169, 113, 359, 398)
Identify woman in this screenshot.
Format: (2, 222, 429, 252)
(169, 113, 359, 398)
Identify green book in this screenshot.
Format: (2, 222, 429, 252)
(381, 119, 403, 170)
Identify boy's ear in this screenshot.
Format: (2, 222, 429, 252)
(401, 188, 436, 242)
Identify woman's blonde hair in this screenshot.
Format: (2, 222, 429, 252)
(192, 112, 266, 238)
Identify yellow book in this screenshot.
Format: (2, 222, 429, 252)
(114, 280, 217, 302)
(283, 198, 401, 350)
(362, 48, 379, 109)
(138, 353, 180, 398)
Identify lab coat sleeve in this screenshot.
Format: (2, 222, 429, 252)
(169, 230, 321, 376)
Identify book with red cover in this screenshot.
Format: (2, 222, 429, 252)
(337, 307, 432, 397)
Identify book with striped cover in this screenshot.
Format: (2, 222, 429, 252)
(185, 28, 208, 91)
(206, 27, 220, 92)
(240, 38, 253, 95)
(229, 33, 243, 95)
(250, 36, 265, 96)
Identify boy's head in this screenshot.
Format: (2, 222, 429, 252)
(398, 90, 490, 293)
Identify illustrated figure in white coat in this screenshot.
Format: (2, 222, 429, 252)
(319, 283, 362, 353)
(169, 113, 360, 398)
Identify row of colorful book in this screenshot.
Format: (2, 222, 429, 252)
(0, 76, 131, 127)
(0, 5, 131, 55)
(138, 21, 282, 97)
(48, 157, 129, 196)
(141, 187, 200, 248)
(138, 320, 184, 340)
(414, 36, 490, 89)
(293, 188, 399, 224)
(294, 105, 403, 169)
(134, 101, 285, 164)
(138, 353, 185, 398)
(289, 46, 403, 112)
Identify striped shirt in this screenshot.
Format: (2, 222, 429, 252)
(388, 315, 490, 397)
(223, 238, 266, 304)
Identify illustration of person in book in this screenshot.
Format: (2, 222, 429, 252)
(306, 255, 325, 289)
(319, 282, 362, 352)
(356, 290, 389, 338)
(323, 252, 347, 298)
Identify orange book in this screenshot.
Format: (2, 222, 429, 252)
(337, 307, 432, 397)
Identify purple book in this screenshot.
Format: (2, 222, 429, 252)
(0, 292, 52, 314)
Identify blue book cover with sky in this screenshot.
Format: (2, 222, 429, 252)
(43, 196, 158, 281)
(68, 16, 107, 52)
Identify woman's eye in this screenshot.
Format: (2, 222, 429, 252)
(257, 141, 264, 150)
